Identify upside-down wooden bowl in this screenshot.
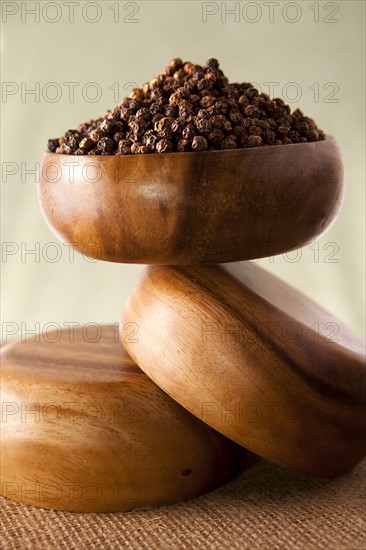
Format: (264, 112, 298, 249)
(121, 262, 366, 478)
(0, 326, 246, 513)
(39, 139, 344, 264)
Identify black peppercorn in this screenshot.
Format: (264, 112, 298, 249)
(137, 145, 151, 154)
(263, 130, 275, 144)
(118, 140, 131, 155)
(177, 139, 191, 152)
(171, 117, 185, 135)
(113, 132, 125, 144)
(182, 124, 197, 140)
(47, 139, 59, 152)
(156, 139, 173, 153)
(57, 143, 72, 154)
(229, 110, 243, 124)
(200, 96, 216, 108)
(154, 117, 173, 139)
(195, 117, 213, 134)
(97, 137, 115, 154)
(178, 100, 194, 118)
(143, 131, 159, 151)
(48, 57, 325, 155)
(130, 143, 140, 154)
(307, 130, 319, 141)
(79, 137, 94, 151)
(207, 128, 224, 145)
(249, 126, 261, 136)
(89, 128, 105, 143)
(221, 138, 237, 150)
(204, 58, 219, 70)
(247, 135, 262, 147)
(135, 107, 151, 120)
(191, 136, 208, 151)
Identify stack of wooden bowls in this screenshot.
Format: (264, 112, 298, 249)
(1, 139, 365, 513)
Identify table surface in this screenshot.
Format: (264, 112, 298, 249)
(1, 456, 365, 550)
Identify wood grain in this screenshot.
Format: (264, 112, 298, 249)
(122, 262, 366, 478)
(39, 139, 344, 264)
(0, 326, 246, 512)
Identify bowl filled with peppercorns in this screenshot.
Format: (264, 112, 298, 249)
(39, 58, 344, 264)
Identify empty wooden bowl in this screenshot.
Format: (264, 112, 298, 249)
(122, 262, 366, 478)
(39, 139, 344, 264)
(0, 326, 245, 512)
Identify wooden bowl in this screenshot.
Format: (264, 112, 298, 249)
(0, 326, 246, 512)
(39, 139, 344, 264)
(122, 262, 366, 478)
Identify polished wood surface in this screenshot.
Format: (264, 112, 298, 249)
(122, 262, 366, 478)
(0, 326, 245, 512)
(39, 139, 344, 264)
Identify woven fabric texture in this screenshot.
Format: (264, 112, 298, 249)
(1, 458, 365, 550)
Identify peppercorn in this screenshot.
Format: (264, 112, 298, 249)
(154, 117, 173, 139)
(195, 117, 213, 134)
(100, 119, 115, 134)
(178, 100, 194, 118)
(207, 128, 224, 146)
(249, 126, 261, 136)
(182, 124, 197, 140)
(189, 94, 201, 107)
(258, 120, 270, 130)
(263, 130, 275, 144)
(119, 106, 134, 122)
(149, 103, 164, 115)
(97, 137, 115, 154)
(56, 143, 71, 154)
(221, 138, 237, 150)
(48, 139, 59, 152)
(164, 105, 178, 118)
(229, 110, 243, 124)
(222, 120, 232, 133)
(191, 136, 208, 151)
(113, 132, 125, 144)
(171, 118, 185, 135)
(79, 137, 94, 151)
(307, 130, 319, 141)
(143, 131, 159, 151)
(177, 139, 191, 152)
(232, 125, 246, 138)
(247, 135, 262, 147)
(200, 96, 216, 108)
(89, 128, 105, 143)
(48, 57, 326, 155)
(204, 58, 219, 70)
(170, 58, 183, 71)
(64, 134, 78, 151)
(183, 62, 195, 74)
(156, 139, 173, 153)
(151, 113, 164, 125)
(130, 143, 140, 154)
(277, 126, 290, 136)
(135, 107, 151, 120)
(137, 145, 151, 154)
(117, 140, 130, 154)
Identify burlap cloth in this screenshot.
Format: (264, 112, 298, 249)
(1, 457, 365, 550)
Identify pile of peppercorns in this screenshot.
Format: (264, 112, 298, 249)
(48, 58, 326, 155)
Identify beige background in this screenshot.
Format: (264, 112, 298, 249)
(1, 0, 365, 341)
